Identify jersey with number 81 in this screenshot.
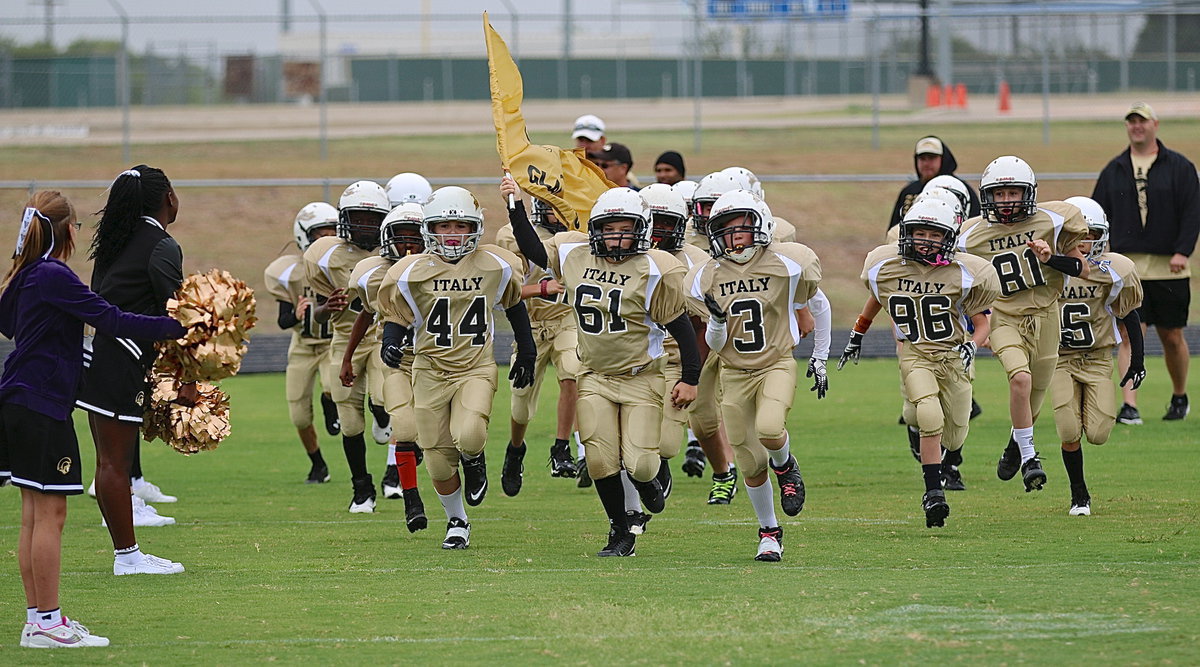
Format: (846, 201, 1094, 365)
(685, 242, 822, 370)
(1058, 252, 1142, 351)
(956, 201, 1088, 316)
(862, 244, 999, 353)
(376, 244, 524, 372)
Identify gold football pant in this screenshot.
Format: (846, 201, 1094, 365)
(1051, 348, 1117, 445)
(412, 363, 497, 482)
(990, 309, 1059, 422)
(381, 362, 417, 444)
(576, 365, 664, 482)
(329, 336, 383, 438)
(687, 352, 723, 440)
(285, 335, 334, 430)
(720, 357, 796, 479)
(659, 362, 690, 459)
(899, 349, 972, 450)
(509, 317, 580, 425)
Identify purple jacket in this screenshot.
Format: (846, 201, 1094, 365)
(0, 258, 187, 421)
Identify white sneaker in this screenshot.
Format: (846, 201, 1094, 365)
(348, 496, 376, 514)
(371, 421, 393, 445)
(101, 496, 176, 528)
(114, 552, 185, 575)
(132, 477, 177, 503)
(754, 527, 783, 562)
(86, 479, 96, 498)
(1069, 501, 1092, 516)
(25, 618, 110, 648)
(19, 621, 34, 647)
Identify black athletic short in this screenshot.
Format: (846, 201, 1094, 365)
(1138, 278, 1190, 329)
(75, 334, 152, 424)
(0, 403, 84, 494)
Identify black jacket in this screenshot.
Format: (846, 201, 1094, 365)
(887, 137, 981, 230)
(1092, 139, 1200, 258)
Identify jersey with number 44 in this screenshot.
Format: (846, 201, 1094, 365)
(685, 242, 822, 370)
(862, 244, 1000, 354)
(543, 231, 687, 375)
(1059, 253, 1142, 351)
(376, 245, 524, 372)
(956, 202, 1088, 316)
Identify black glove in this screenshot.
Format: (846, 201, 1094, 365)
(1060, 328, 1076, 348)
(838, 330, 864, 370)
(806, 357, 828, 399)
(703, 293, 726, 323)
(509, 350, 536, 389)
(381, 342, 404, 369)
(1120, 357, 1146, 390)
(957, 340, 977, 373)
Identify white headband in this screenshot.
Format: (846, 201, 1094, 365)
(15, 207, 54, 258)
(121, 169, 141, 178)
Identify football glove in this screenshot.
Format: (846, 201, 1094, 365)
(509, 350, 536, 389)
(380, 342, 404, 369)
(703, 293, 726, 323)
(1059, 328, 1077, 348)
(838, 330, 864, 370)
(806, 357, 828, 399)
(957, 340, 977, 372)
(1120, 357, 1146, 390)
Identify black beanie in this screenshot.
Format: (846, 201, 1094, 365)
(655, 151, 686, 178)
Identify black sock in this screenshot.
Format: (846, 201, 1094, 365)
(131, 438, 143, 479)
(943, 448, 963, 467)
(554, 437, 569, 450)
(508, 440, 526, 453)
(712, 470, 735, 482)
(594, 474, 628, 533)
(368, 399, 390, 427)
(922, 463, 942, 492)
(342, 433, 369, 480)
(1061, 448, 1086, 492)
(307, 449, 325, 467)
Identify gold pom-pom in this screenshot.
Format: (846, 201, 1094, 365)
(157, 269, 258, 382)
(142, 375, 231, 455)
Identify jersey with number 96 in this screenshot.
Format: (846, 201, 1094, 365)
(685, 242, 822, 370)
(956, 201, 1088, 316)
(376, 244, 524, 372)
(862, 244, 999, 353)
(1058, 252, 1142, 351)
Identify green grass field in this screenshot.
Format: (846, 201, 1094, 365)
(0, 358, 1196, 663)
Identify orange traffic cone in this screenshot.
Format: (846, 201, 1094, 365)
(944, 85, 954, 107)
(954, 83, 968, 108)
(926, 83, 941, 108)
(998, 80, 1011, 113)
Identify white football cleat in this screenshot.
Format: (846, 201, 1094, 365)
(1069, 501, 1092, 516)
(132, 477, 177, 503)
(25, 618, 110, 647)
(371, 421, 393, 445)
(114, 552, 185, 576)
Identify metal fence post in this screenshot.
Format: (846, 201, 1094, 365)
(106, 0, 131, 164)
(307, 0, 328, 161)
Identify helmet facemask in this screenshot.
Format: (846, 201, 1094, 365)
(649, 210, 687, 252)
(981, 183, 1037, 224)
(588, 215, 650, 259)
(380, 222, 425, 260)
(899, 223, 956, 266)
(531, 198, 567, 233)
(338, 208, 386, 250)
(1082, 226, 1109, 261)
(708, 209, 769, 263)
(422, 218, 481, 261)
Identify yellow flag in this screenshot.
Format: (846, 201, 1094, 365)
(485, 12, 615, 232)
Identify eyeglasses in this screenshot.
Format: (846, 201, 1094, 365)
(72, 221, 82, 230)
(594, 161, 615, 169)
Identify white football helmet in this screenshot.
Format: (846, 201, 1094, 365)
(922, 175, 971, 214)
(337, 180, 390, 250)
(980, 156, 1038, 224)
(720, 166, 765, 198)
(530, 197, 566, 233)
(913, 188, 965, 226)
(692, 171, 744, 234)
(386, 172, 433, 208)
(380, 202, 426, 260)
(707, 189, 774, 263)
(588, 187, 652, 258)
(1065, 196, 1110, 260)
(640, 183, 689, 252)
(899, 198, 959, 266)
(293, 201, 338, 251)
(672, 179, 699, 207)
(422, 186, 484, 260)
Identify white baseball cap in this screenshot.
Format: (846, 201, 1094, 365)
(572, 114, 606, 141)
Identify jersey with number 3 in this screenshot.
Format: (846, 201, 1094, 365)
(1059, 253, 1142, 351)
(376, 245, 524, 372)
(543, 231, 687, 375)
(861, 244, 1000, 354)
(956, 202, 1088, 316)
(685, 242, 822, 370)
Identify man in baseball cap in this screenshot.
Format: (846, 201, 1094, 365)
(572, 114, 607, 153)
(588, 143, 635, 189)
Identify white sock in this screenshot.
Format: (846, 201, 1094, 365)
(620, 470, 642, 513)
(461, 451, 480, 461)
(1013, 426, 1035, 462)
(575, 431, 585, 459)
(746, 481, 778, 528)
(114, 544, 142, 566)
(436, 488, 467, 522)
(686, 427, 697, 443)
(36, 608, 62, 630)
(767, 433, 791, 468)
(386, 443, 397, 466)
(26, 607, 36, 624)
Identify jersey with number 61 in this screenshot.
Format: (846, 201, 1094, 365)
(956, 202, 1088, 316)
(862, 244, 1000, 354)
(542, 231, 687, 375)
(376, 244, 524, 373)
(685, 242, 822, 370)
(1059, 253, 1142, 351)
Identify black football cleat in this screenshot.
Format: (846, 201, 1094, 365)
(969, 398, 983, 420)
(381, 464, 401, 499)
(770, 455, 806, 516)
(655, 458, 673, 500)
(1163, 394, 1189, 421)
(403, 488, 427, 532)
(681, 443, 706, 477)
(1021, 454, 1047, 492)
(941, 464, 966, 491)
(441, 517, 470, 549)
(597, 528, 636, 557)
(576, 458, 592, 488)
(305, 462, 330, 484)
(997, 436, 1021, 481)
(633, 478, 665, 514)
(461, 453, 488, 506)
(626, 510, 651, 535)
(1116, 403, 1143, 425)
(922, 489, 950, 527)
(754, 526, 783, 562)
(320, 393, 340, 436)
(501, 442, 525, 497)
(549, 441, 578, 478)
(707, 470, 738, 505)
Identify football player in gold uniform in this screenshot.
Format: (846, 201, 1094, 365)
(687, 190, 822, 561)
(508, 182, 700, 557)
(1053, 197, 1145, 517)
(957, 156, 1090, 492)
(842, 199, 999, 527)
(263, 202, 342, 484)
(377, 186, 535, 550)
(304, 180, 391, 513)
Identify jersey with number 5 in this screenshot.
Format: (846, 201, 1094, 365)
(543, 231, 687, 375)
(862, 244, 1000, 354)
(376, 244, 524, 372)
(956, 201, 1088, 316)
(1058, 253, 1142, 351)
(685, 242, 821, 370)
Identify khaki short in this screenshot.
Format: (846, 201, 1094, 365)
(688, 352, 723, 440)
(899, 349, 972, 450)
(510, 315, 580, 426)
(284, 336, 334, 429)
(381, 364, 417, 444)
(659, 362, 690, 459)
(1051, 348, 1117, 445)
(576, 364, 664, 482)
(412, 363, 498, 482)
(990, 308, 1059, 421)
(329, 337, 379, 438)
(720, 357, 796, 478)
